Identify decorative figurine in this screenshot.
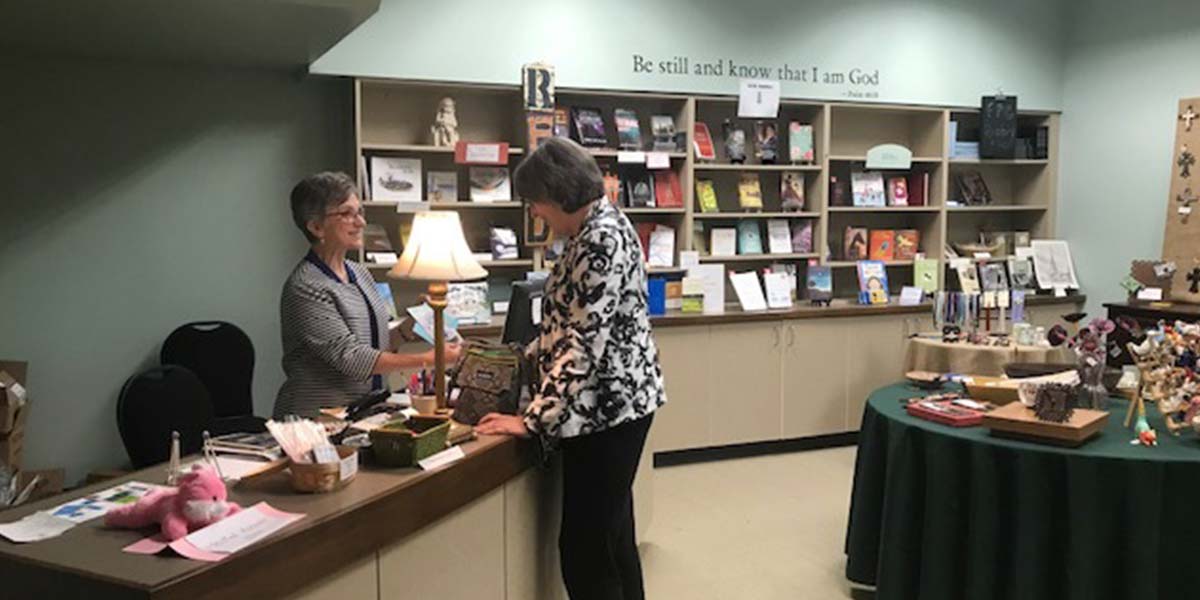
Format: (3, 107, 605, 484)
(1033, 383, 1075, 423)
(1188, 266, 1200, 294)
(1177, 188, 1197, 223)
(723, 119, 746, 164)
(430, 97, 459, 147)
(1178, 144, 1195, 179)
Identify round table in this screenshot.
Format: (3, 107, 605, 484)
(845, 383, 1200, 600)
(904, 336, 1074, 377)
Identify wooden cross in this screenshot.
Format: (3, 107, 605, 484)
(1182, 105, 1198, 131)
(1178, 188, 1197, 222)
(1180, 145, 1196, 179)
(1189, 267, 1200, 294)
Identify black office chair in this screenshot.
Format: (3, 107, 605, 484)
(116, 365, 214, 469)
(161, 321, 265, 434)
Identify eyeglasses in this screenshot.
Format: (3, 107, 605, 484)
(325, 207, 365, 221)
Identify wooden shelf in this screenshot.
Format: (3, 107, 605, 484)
(647, 266, 688, 274)
(431, 202, 523, 209)
(694, 212, 820, 219)
(693, 163, 822, 172)
(362, 143, 524, 155)
(622, 207, 686, 214)
(827, 260, 915, 268)
(827, 155, 942, 164)
(946, 205, 1050, 212)
(699, 253, 819, 263)
(949, 158, 1049, 166)
(586, 148, 687, 159)
(479, 259, 533, 268)
(827, 206, 940, 213)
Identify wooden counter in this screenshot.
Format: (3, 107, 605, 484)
(0, 435, 536, 600)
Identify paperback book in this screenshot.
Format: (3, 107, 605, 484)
(979, 262, 1008, 292)
(895, 229, 920, 260)
(614, 108, 642, 150)
(1007, 256, 1036, 291)
(737, 220, 763, 254)
(571, 107, 608, 147)
(914, 258, 939, 294)
(869, 230, 895, 261)
(754, 121, 778, 164)
(427, 171, 458, 203)
(788, 122, 814, 163)
(693, 122, 716, 160)
(886, 176, 909, 206)
(780, 172, 806, 212)
(851, 171, 885, 207)
(651, 115, 678, 151)
(648, 225, 675, 267)
(696, 179, 719, 213)
(625, 171, 655, 208)
(370, 157, 422, 203)
(806, 263, 833, 303)
(490, 227, 519, 260)
(737, 173, 763, 210)
(791, 220, 814, 254)
(953, 260, 981, 294)
(844, 227, 869, 260)
(526, 112, 554, 151)
(553, 107, 571, 138)
(907, 172, 929, 206)
(766, 219, 792, 255)
(653, 170, 683, 208)
(603, 171, 621, 206)
(710, 227, 737, 257)
(469, 167, 512, 202)
(857, 260, 890, 305)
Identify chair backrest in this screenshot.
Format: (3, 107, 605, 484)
(161, 321, 255, 418)
(116, 365, 214, 469)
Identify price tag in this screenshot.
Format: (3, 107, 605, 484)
(899, 286, 924, 306)
(418, 445, 466, 471)
(973, 252, 992, 259)
(1054, 286, 1067, 298)
(531, 296, 543, 325)
(1137, 287, 1164, 301)
(646, 152, 670, 169)
(617, 151, 646, 164)
(339, 451, 358, 481)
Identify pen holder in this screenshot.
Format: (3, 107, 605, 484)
(411, 394, 438, 416)
(288, 446, 358, 494)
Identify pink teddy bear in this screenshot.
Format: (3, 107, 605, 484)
(105, 465, 241, 541)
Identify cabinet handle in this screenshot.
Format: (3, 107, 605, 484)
(773, 326, 781, 347)
(787, 326, 796, 347)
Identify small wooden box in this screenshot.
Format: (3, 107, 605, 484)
(963, 376, 1023, 405)
(982, 401, 1109, 447)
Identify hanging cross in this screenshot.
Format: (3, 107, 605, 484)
(1179, 188, 1198, 222)
(1189, 267, 1200, 294)
(1182, 106, 1198, 132)
(1180, 145, 1195, 179)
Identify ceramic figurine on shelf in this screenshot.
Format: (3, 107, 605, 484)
(723, 119, 746, 164)
(431, 97, 459, 147)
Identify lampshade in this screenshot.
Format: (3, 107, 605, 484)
(388, 211, 488, 281)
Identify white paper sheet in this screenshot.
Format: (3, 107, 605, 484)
(729, 271, 768, 312)
(646, 152, 670, 169)
(710, 228, 737, 257)
(679, 250, 700, 268)
(418, 445, 466, 471)
(648, 226, 675, 267)
(766, 220, 792, 254)
(763, 272, 794, 309)
(617, 151, 646, 164)
(1030, 240, 1079, 290)
(689, 264, 726, 314)
(737, 79, 781, 118)
(47, 481, 165, 524)
(899, 286, 924, 306)
(0, 512, 76, 543)
(185, 503, 304, 555)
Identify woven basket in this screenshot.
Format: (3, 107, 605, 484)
(369, 416, 450, 468)
(288, 446, 357, 493)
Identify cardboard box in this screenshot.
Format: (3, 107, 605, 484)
(14, 468, 65, 504)
(0, 403, 28, 470)
(0, 360, 28, 434)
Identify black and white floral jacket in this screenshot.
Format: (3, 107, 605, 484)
(523, 199, 667, 439)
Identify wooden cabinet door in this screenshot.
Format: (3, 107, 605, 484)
(650, 325, 713, 452)
(781, 319, 849, 438)
(706, 321, 783, 446)
(842, 315, 908, 430)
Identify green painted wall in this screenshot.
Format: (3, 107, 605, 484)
(1059, 0, 1198, 316)
(0, 55, 353, 481)
(313, 0, 1068, 110)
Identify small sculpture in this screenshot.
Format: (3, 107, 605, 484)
(431, 97, 459, 147)
(1033, 383, 1076, 423)
(723, 119, 746, 164)
(105, 465, 241, 541)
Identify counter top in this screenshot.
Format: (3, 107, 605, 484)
(0, 435, 534, 600)
(462, 293, 1087, 337)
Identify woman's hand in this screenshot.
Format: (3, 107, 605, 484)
(416, 341, 462, 366)
(474, 413, 530, 438)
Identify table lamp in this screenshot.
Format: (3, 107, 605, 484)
(388, 211, 487, 410)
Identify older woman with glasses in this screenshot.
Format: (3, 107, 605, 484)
(273, 172, 459, 418)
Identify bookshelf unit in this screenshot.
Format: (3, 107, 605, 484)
(353, 79, 1061, 310)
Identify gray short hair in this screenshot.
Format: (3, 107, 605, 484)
(513, 137, 604, 213)
(290, 171, 357, 243)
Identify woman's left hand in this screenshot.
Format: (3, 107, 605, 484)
(474, 413, 530, 438)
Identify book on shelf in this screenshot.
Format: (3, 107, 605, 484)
(653, 170, 683, 208)
(886, 176, 909, 206)
(692, 221, 708, 254)
(851, 171, 885, 207)
(624, 171, 655, 208)
(737, 220, 763, 254)
(427, 171, 458, 203)
(553, 107, 571, 138)
(907, 172, 929, 207)
(1007, 256, 1036, 291)
(857, 260, 890, 305)
(447, 282, 491, 325)
(806, 263, 833, 303)
(952, 260, 981, 294)
(980, 95, 1017, 159)
(648, 225, 675, 267)
(681, 276, 704, 313)
(571, 107, 608, 147)
(603, 171, 621, 206)
(737, 173, 763, 210)
(955, 170, 992, 205)
(696, 179, 719, 213)
(364, 223, 394, 253)
(768, 263, 799, 301)
(469, 167, 511, 202)
(954, 142, 980, 160)
(947, 120, 959, 159)
(526, 112, 555, 151)
(359, 155, 371, 201)
(979, 262, 1009, 293)
(895, 229, 920, 260)
(868, 230, 895, 261)
(489, 227, 519, 260)
(614, 108, 642, 150)
(914, 258, 939, 294)
(664, 272, 684, 310)
(844, 226, 869, 260)
(693, 122, 716, 160)
(788, 122, 814, 163)
(723, 120, 747, 163)
(651, 115, 678, 151)
(766, 219, 792, 254)
(781, 172, 806, 212)
(791, 220, 814, 254)
(763, 271, 794, 309)
(635, 222, 656, 261)
(729, 271, 767, 312)
(710, 227, 737, 257)
(370, 156, 422, 203)
(829, 175, 848, 207)
(374, 282, 399, 321)
(753, 121, 778, 164)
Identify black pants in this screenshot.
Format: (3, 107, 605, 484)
(559, 414, 654, 600)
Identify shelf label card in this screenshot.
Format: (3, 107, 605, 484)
(737, 79, 780, 118)
(617, 151, 646, 164)
(646, 152, 670, 169)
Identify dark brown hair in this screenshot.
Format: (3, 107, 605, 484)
(290, 171, 357, 243)
(513, 137, 605, 213)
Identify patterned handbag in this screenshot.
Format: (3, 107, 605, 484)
(448, 341, 531, 426)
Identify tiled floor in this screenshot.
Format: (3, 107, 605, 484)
(641, 446, 864, 600)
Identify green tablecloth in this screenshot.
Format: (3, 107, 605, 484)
(845, 383, 1200, 600)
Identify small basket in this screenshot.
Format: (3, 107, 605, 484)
(369, 416, 450, 468)
(288, 446, 358, 493)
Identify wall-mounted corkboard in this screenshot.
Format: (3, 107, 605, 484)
(1163, 97, 1200, 303)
